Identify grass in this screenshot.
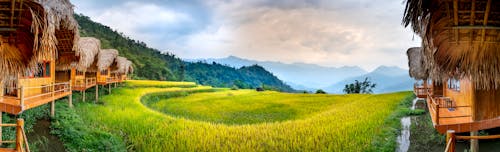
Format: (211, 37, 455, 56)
(70, 80, 412, 151)
(125, 80, 197, 88)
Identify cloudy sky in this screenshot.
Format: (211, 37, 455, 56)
(71, 0, 420, 71)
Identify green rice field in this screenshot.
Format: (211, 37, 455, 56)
(73, 80, 412, 151)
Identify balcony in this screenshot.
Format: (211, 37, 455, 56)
(0, 82, 72, 114)
(73, 77, 97, 91)
(414, 84, 429, 98)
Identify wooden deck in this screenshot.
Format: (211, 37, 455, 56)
(73, 78, 97, 91)
(426, 95, 500, 134)
(0, 91, 71, 114)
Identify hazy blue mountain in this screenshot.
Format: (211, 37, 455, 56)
(323, 66, 413, 94)
(186, 56, 367, 90)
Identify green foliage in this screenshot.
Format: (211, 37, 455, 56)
(370, 94, 424, 151)
(75, 14, 295, 92)
(74, 80, 411, 151)
(315, 89, 327, 94)
(343, 77, 377, 94)
(50, 97, 127, 152)
(186, 62, 295, 92)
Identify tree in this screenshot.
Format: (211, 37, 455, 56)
(315, 89, 326, 94)
(343, 77, 376, 94)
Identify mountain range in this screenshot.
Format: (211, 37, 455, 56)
(187, 56, 414, 93)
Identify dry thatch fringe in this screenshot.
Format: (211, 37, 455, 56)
(97, 49, 119, 71)
(403, 0, 500, 90)
(407, 47, 428, 80)
(113, 56, 134, 74)
(76, 37, 101, 71)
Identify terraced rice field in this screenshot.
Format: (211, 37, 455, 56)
(75, 80, 411, 151)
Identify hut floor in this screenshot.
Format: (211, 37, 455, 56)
(0, 91, 71, 114)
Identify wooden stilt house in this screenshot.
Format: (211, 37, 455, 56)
(0, 0, 79, 150)
(71, 37, 100, 92)
(403, 0, 500, 151)
(407, 47, 430, 98)
(0, 0, 79, 115)
(95, 49, 118, 94)
(112, 56, 133, 83)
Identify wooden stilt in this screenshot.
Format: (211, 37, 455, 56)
(470, 131, 479, 152)
(15, 119, 24, 152)
(0, 111, 2, 146)
(108, 84, 111, 94)
(95, 85, 99, 103)
(83, 90, 86, 102)
(69, 94, 73, 108)
(446, 130, 456, 152)
(50, 101, 55, 117)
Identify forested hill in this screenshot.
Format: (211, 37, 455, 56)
(75, 14, 295, 92)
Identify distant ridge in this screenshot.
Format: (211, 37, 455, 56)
(186, 56, 367, 90)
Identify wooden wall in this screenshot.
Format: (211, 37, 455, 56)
(97, 68, 110, 83)
(18, 58, 55, 97)
(443, 78, 475, 107)
(474, 89, 500, 120)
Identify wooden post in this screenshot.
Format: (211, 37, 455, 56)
(19, 86, 24, 109)
(0, 111, 2, 146)
(446, 130, 455, 152)
(82, 90, 86, 102)
(69, 94, 73, 108)
(50, 101, 55, 117)
(108, 84, 111, 94)
(15, 118, 24, 152)
(470, 131, 479, 152)
(95, 85, 98, 103)
(435, 104, 440, 125)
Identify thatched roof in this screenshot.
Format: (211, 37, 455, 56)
(97, 49, 119, 71)
(403, 0, 500, 90)
(0, 0, 79, 83)
(407, 47, 428, 80)
(113, 56, 134, 74)
(74, 37, 100, 71)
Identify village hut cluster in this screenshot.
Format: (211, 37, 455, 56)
(404, 0, 500, 151)
(0, 0, 133, 151)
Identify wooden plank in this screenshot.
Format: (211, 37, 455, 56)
(453, 0, 459, 42)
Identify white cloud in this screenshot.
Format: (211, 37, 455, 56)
(71, 0, 421, 71)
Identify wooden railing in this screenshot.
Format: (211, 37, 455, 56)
(413, 83, 428, 97)
(445, 130, 500, 152)
(74, 78, 96, 89)
(0, 119, 30, 152)
(18, 82, 71, 107)
(428, 92, 472, 126)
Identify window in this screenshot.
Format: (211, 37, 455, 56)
(76, 70, 84, 76)
(24, 61, 51, 78)
(101, 69, 108, 75)
(447, 78, 460, 91)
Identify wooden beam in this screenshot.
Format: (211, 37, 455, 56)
(453, 0, 459, 42)
(446, 25, 500, 30)
(470, 0, 475, 25)
(481, 0, 491, 43)
(9, 0, 14, 28)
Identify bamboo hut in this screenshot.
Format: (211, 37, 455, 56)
(407, 47, 430, 98)
(95, 49, 118, 94)
(0, 0, 78, 115)
(113, 56, 133, 83)
(403, 0, 500, 151)
(0, 0, 79, 149)
(69, 37, 100, 92)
